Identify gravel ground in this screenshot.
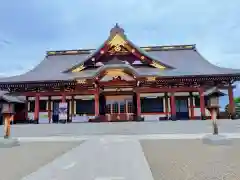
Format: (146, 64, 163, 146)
(0, 142, 81, 180)
(141, 139, 240, 180)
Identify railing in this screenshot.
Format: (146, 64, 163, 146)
(90, 113, 135, 122)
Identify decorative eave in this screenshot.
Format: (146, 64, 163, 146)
(0, 80, 76, 92)
(46, 45, 196, 56)
(66, 24, 174, 73)
(0, 73, 239, 92)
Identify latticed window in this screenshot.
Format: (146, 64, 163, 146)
(120, 102, 125, 113)
(127, 101, 133, 113)
(112, 103, 119, 113)
(106, 104, 111, 113)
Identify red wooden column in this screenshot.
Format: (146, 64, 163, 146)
(198, 88, 206, 120)
(34, 93, 40, 123)
(136, 92, 141, 117)
(164, 93, 169, 119)
(25, 96, 29, 120)
(228, 84, 236, 119)
(170, 92, 176, 120)
(61, 93, 66, 102)
(47, 96, 51, 123)
(95, 91, 99, 116)
(189, 92, 194, 120)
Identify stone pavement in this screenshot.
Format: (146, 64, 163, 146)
(17, 134, 240, 180)
(22, 138, 154, 180)
(0, 121, 240, 180)
(0, 142, 81, 180)
(1, 119, 240, 138)
(141, 139, 240, 180)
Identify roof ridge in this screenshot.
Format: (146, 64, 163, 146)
(46, 44, 196, 56)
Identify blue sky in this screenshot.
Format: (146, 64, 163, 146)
(0, 0, 240, 108)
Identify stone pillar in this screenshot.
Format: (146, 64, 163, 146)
(34, 94, 40, 123)
(189, 92, 194, 120)
(228, 84, 236, 119)
(199, 88, 206, 120)
(170, 93, 176, 120)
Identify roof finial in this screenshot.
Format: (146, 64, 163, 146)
(110, 23, 125, 37)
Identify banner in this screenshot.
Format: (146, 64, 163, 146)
(59, 102, 68, 120)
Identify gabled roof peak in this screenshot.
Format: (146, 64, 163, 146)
(110, 23, 125, 38)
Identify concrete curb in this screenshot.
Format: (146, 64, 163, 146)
(0, 138, 20, 148)
(13, 133, 240, 143)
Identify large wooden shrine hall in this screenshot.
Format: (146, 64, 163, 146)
(0, 24, 240, 123)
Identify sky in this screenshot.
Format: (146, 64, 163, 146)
(0, 0, 240, 108)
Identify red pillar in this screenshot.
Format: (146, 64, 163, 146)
(164, 93, 169, 119)
(170, 93, 176, 120)
(34, 94, 40, 123)
(47, 97, 51, 123)
(228, 84, 235, 119)
(95, 91, 99, 116)
(189, 92, 194, 120)
(136, 92, 141, 117)
(199, 88, 206, 120)
(61, 93, 66, 102)
(25, 96, 29, 120)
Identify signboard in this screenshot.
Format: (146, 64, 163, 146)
(59, 102, 68, 120)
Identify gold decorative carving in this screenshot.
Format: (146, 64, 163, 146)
(140, 56, 145, 60)
(72, 64, 85, 72)
(47, 51, 56, 55)
(150, 61, 166, 69)
(161, 46, 174, 50)
(108, 34, 126, 47)
(146, 77, 156, 81)
(66, 50, 78, 54)
(142, 47, 151, 51)
(114, 45, 121, 52)
(76, 79, 86, 84)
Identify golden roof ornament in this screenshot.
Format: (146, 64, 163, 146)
(110, 23, 125, 37)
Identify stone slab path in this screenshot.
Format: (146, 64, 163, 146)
(22, 138, 154, 180)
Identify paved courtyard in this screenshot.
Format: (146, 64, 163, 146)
(0, 120, 240, 180)
(141, 139, 240, 180)
(1, 119, 240, 137)
(0, 142, 81, 180)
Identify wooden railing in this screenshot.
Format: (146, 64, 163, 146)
(89, 113, 135, 122)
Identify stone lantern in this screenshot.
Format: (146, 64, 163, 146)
(206, 88, 225, 135)
(1, 103, 15, 138)
(0, 91, 25, 140)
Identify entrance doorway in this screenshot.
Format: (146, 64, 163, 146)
(99, 94, 134, 121)
(176, 98, 189, 120)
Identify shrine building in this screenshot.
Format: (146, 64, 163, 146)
(0, 24, 239, 123)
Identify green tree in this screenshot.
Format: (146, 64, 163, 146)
(234, 97, 240, 103)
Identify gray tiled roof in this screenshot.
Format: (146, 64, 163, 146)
(0, 91, 25, 103)
(0, 48, 240, 83)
